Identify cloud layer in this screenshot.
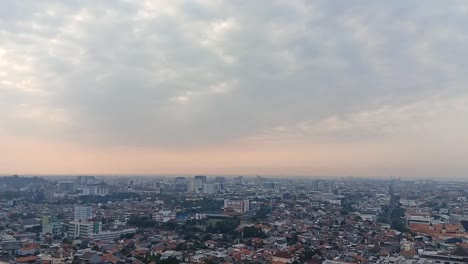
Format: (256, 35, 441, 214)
(1, 0, 468, 176)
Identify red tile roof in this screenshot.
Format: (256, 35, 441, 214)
(15, 256, 38, 263)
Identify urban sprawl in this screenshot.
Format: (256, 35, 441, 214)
(1, 175, 468, 264)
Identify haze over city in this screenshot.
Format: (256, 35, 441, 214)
(2, 1, 468, 177)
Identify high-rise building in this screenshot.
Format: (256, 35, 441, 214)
(74, 205, 93, 221)
(175, 177, 186, 183)
(194, 175, 207, 184)
(234, 176, 244, 185)
(322, 181, 335, 194)
(76, 176, 96, 185)
(215, 176, 226, 183)
(255, 176, 262, 185)
(194, 176, 205, 193)
(186, 179, 195, 193)
(203, 183, 215, 194)
(214, 183, 224, 191)
(311, 180, 335, 194)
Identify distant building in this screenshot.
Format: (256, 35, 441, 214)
(175, 177, 186, 183)
(214, 182, 224, 191)
(215, 176, 226, 183)
(76, 176, 96, 185)
(263, 182, 280, 191)
(311, 180, 335, 194)
(186, 179, 195, 193)
(174, 179, 188, 193)
(255, 176, 262, 185)
(57, 182, 74, 193)
(234, 176, 244, 185)
(224, 199, 250, 214)
(74, 205, 93, 221)
(194, 175, 207, 184)
(78, 185, 109, 196)
(203, 183, 215, 194)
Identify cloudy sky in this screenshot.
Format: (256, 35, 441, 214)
(1, 0, 468, 178)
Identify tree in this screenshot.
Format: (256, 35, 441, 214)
(62, 238, 73, 245)
(252, 205, 271, 221)
(303, 248, 321, 260)
(287, 234, 299, 245)
(242, 226, 267, 238)
(127, 215, 157, 228)
(206, 218, 240, 234)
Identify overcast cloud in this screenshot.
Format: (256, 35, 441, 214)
(1, 0, 468, 176)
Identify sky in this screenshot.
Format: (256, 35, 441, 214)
(1, 0, 468, 178)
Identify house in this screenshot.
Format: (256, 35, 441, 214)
(16, 243, 38, 256)
(204, 240, 220, 249)
(14, 255, 38, 263)
(271, 251, 295, 264)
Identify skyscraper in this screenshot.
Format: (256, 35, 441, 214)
(194, 175, 207, 184)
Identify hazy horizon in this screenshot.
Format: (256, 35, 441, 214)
(2, 1, 468, 178)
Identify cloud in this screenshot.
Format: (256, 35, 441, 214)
(255, 93, 468, 144)
(1, 0, 468, 151)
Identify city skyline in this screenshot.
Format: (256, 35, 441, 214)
(2, 1, 468, 177)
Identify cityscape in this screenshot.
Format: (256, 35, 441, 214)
(2, 0, 468, 264)
(1, 175, 468, 264)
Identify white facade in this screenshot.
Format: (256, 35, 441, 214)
(153, 210, 177, 222)
(359, 213, 377, 222)
(74, 205, 93, 221)
(224, 199, 250, 213)
(79, 185, 109, 196)
(68, 221, 102, 239)
(90, 228, 136, 241)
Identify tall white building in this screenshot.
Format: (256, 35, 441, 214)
(186, 179, 195, 193)
(74, 205, 93, 221)
(203, 183, 215, 194)
(194, 178, 204, 191)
